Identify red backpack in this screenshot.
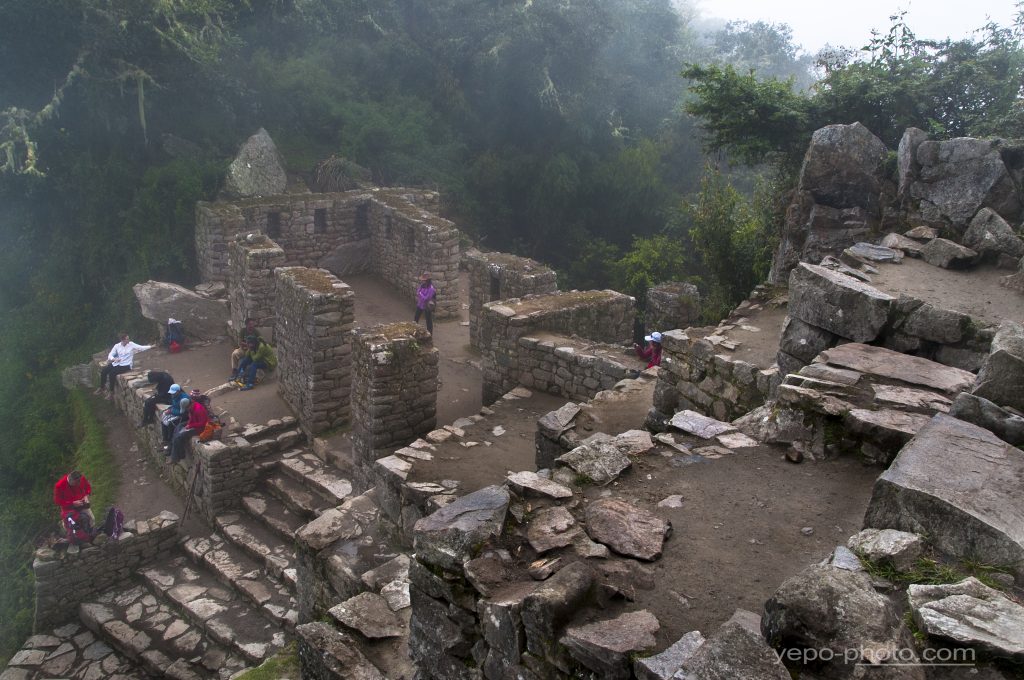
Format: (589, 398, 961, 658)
(64, 511, 94, 545)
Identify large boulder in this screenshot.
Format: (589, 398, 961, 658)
(865, 414, 1024, 580)
(223, 128, 288, 198)
(973, 321, 1024, 412)
(908, 578, 1024, 659)
(788, 263, 894, 343)
(584, 498, 671, 561)
(964, 208, 1024, 260)
(847, 528, 923, 571)
(133, 281, 229, 340)
(897, 128, 929, 196)
(816, 343, 975, 396)
(770, 123, 889, 282)
(677, 609, 790, 680)
(762, 564, 918, 674)
(921, 238, 979, 269)
(909, 137, 1021, 233)
(412, 485, 509, 571)
(949, 392, 1024, 447)
(778, 316, 838, 364)
(561, 610, 659, 679)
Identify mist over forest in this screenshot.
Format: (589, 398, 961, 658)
(0, 0, 1021, 662)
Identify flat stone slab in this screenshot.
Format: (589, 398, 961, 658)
(612, 430, 655, 455)
(538, 402, 582, 435)
(633, 630, 705, 680)
(909, 577, 1024, 658)
(329, 592, 405, 639)
(527, 507, 582, 553)
(361, 555, 410, 591)
(557, 442, 631, 485)
(846, 242, 903, 263)
(817, 343, 975, 395)
(788, 262, 894, 343)
(584, 499, 671, 561)
(865, 414, 1024, 580)
(716, 432, 759, 449)
(506, 471, 573, 499)
(413, 485, 510, 571)
(880, 233, 924, 257)
(670, 410, 736, 439)
(561, 610, 659, 679)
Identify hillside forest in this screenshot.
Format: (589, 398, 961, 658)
(1, 0, 1022, 662)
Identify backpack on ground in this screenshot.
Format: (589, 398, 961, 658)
(102, 506, 125, 540)
(64, 511, 94, 545)
(166, 319, 185, 351)
(198, 417, 222, 442)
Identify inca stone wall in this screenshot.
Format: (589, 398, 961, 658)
(275, 267, 355, 436)
(645, 281, 700, 334)
(465, 250, 558, 349)
(228, 235, 286, 339)
(478, 290, 634, 404)
(196, 188, 441, 283)
(365, 198, 461, 320)
(32, 512, 180, 630)
(654, 330, 779, 423)
(351, 323, 438, 477)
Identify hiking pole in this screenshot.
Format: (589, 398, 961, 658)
(181, 459, 202, 523)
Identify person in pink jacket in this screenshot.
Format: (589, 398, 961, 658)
(414, 272, 437, 334)
(169, 391, 209, 462)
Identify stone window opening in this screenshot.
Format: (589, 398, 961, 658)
(490, 272, 501, 301)
(314, 208, 327, 234)
(384, 214, 393, 240)
(402, 225, 415, 253)
(267, 211, 282, 238)
(355, 203, 370, 239)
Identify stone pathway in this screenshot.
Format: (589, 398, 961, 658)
(1, 621, 142, 680)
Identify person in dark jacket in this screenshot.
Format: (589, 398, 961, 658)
(140, 370, 176, 426)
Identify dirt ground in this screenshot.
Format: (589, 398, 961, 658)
(683, 304, 788, 370)
(871, 258, 1024, 326)
(581, 446, 880, 647)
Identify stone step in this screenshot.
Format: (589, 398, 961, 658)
(241, 490, 306, 545)
(276, 452, 354, 506)
(215, 512, 297, 590)
(3, 620, 146, 680)
(182, 533, 298, 630)
(140, 556, 289, 666)
(264, 470, 334, 520)
(79, 583, 248, 680)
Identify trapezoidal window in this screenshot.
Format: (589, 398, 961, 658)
(266, 211, 282, 239)
(490, 272, 502, 301)
(402, 225, 415, 254)
(314, 208, 327, 234)
(384, 214, 393, 240)
(354, 202, 370, 239)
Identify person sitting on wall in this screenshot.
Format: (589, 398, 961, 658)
(235, 336, 277, 391)
(169, 391, 208, 462)
(140, 370, 176, 427)
(228, 317, 260, 381)
(54, 470, 94, 527)
(96, 332, 153, 399)
(414, 272, 437, 335)
(161, 388, 186, 449)
(633, 331, 663, 369)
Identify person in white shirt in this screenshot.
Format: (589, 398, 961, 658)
(96, 332, 152, 398)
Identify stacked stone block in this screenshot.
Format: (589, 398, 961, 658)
(351, 323, 438, 475)
(645, 281, 700, 334)
(654, 331, 779, 423)
(228, 235, 286, 339)
(195, 188, 441, 283)
(478, 290, 634, 404)
(274, 267, 355, 436)
(366, 198, 461, 319)
(33, 512, 180, 630)
(465, 250, 558, 348)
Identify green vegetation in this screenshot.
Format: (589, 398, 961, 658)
(860, 553, 1015, 592)
(233, 643, 300, 680)
(68, 390, 119, 516)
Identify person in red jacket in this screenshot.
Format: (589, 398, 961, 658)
(54, 470, 94, 525)
(169, 392, 209, 463)
(633, 331, 663, 369)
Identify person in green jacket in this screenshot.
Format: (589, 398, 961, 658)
(235, 336, 278, 390)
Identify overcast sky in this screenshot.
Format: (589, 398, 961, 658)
(693, 0, 1021, 53)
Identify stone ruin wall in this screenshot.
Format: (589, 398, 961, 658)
(654, 330, 780, 423)
(364, 198, 461, 320)
(274, 267, 355, 436)
(478, 290, 635, 404)
(465, 250, 559, 349)
(33, 512, 180, 631)
(644, 281, 700, 335)
(228, 236, 286, 340)
(350, 323, 438, 482)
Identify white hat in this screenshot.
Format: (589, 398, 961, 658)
(645, 331, 663, 343)
(169, 384, 181, 394)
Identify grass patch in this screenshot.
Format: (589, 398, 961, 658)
(233, 643, 300, 679)
(861, 554, 1014, 592)
(68, 389, 118, 516)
